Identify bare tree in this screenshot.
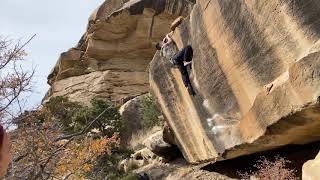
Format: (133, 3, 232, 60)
(8, 98, 123, 179)
(9, 108, 119, 179)
(0, 35, 36, 126)
(0, 37, 122, 179)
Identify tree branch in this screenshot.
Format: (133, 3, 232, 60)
(0, 34, 36, 69)
(55, 107, 111, 142)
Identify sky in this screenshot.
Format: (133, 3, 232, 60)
(0, 0, 104, 108)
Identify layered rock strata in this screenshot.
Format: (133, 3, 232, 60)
(46, 0, 194, 104)
(150, 0, 320, 163)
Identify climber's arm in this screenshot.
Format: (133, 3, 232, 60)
(159, 47, 164, 57)
(162, 31, 174, 45)
(162, 36, 172, 45)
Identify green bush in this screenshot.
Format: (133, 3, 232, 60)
(141, 94, 163, 130)
(45, 96, 136, 178)
(45, 96, 122, 137)
(71, 98, 122, 137)
(45, 96, 82, 133)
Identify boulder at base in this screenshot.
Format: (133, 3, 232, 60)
(143, 131, 180, 160)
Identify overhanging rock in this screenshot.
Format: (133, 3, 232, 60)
(150, 0, 320, 164)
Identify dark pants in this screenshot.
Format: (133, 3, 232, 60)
(173, 45, 193, 87)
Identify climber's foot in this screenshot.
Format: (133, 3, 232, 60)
(187, 84, 196, 96)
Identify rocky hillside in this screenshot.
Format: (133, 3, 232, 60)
(45, 0, 194, 104)
(46, 0, 320, 168)
(150, 0, 320, 163)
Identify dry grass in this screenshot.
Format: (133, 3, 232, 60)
(129, 126, 162, 150)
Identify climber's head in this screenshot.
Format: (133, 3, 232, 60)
(155, 42, 162, 50)
(0, 125, 11, 178)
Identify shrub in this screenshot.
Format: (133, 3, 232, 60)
(87, 147, 134, 179)
(71, 98, 122, 137)
(12, 96, 131, 179)
(10, 104, 122, 179)
(45, 96, 82, 132)
(141, 94, 163, 130)
(238, 156, 297, 180)
(45, 96, 122, 137)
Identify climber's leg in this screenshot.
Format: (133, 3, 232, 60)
(178, 63, 195, 95)
(172, 48, 184, 65)
(173, 45, 193, 64)
(187, 83, 196, 96)
(178, 45, 193, 70)
(183, 45, 193, 62)
(177, 63, 191, 87)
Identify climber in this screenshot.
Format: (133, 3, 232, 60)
(155, 32, 196, 96)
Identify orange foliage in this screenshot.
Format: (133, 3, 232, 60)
(55, 133, 120, 177)
(10, 108, 120, 179)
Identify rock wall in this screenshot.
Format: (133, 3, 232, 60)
(150, 0, 320, 163)
(45, 0, 194, 104)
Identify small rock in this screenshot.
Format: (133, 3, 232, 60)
(302, 151, 320, 180)
(143, 131, 180, 160)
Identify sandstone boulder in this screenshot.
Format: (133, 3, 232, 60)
(150, 0, 320, 163)
(163, 122, 177, 146)
(143, 131, 180, 160)
(119, 148, 157, 173)
(119, 94, 162, 149)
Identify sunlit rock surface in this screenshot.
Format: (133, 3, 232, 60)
(150, 0, 320, 163)
(46, 0, 194, 104)
(303, 151, 320, 180)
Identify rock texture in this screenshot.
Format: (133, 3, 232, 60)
(119, 148, 158, 173)
(143, 131, 180, 160)
(163, 122, 177, 146)
(302, 151, 320, 180)
(150, 0, 320, 163)
(119, 94, 162, 149)
(134, 158, 234, 180)
(45, 0, 194, 104)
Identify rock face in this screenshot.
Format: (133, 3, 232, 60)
(150, 0, 320, 163)
(302, 151, 320, 180)
(45, 0, 194, 104)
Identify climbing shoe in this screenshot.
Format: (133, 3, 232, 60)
(187, 84, 196, 96)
